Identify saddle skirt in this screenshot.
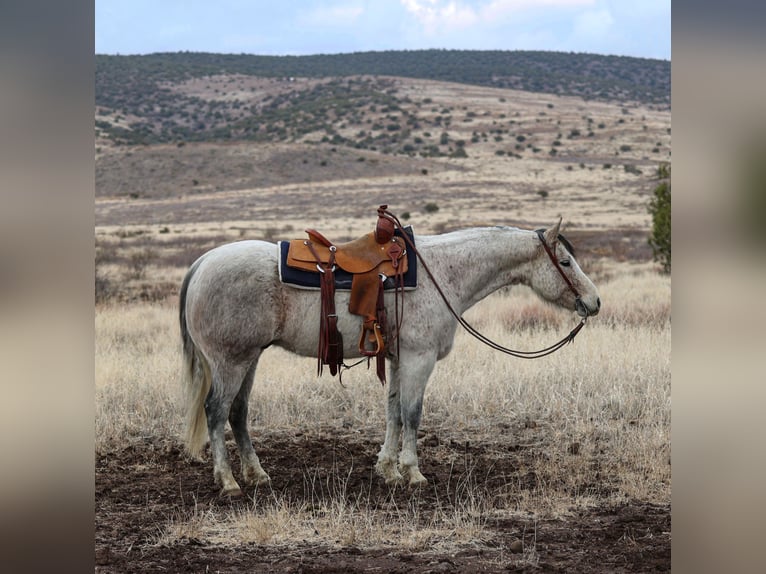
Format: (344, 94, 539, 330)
(287, 232, 407, 276)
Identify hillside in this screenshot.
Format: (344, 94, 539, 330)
(95, 51, 671, 304)
(95, 50, 670, 146)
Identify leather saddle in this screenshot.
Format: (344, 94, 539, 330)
(284, 206, 408, 383)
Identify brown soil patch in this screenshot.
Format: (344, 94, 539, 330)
(96, 426, 669, 573)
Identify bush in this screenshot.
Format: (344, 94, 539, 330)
(127, 248, 156, 280)
(648, 163, 671, 273)
(95, 269, 115, 304)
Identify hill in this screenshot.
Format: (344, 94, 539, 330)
(95, 52, 671, 303)
(95, 50, 669, 146)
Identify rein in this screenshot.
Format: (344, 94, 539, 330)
(379, 208, 587, 360)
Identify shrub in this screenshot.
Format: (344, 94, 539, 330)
(648, 163, 671, 273)
(95, 269, 115, 304)
(424, 202, 439, 213)
(127, 248, 156, 280)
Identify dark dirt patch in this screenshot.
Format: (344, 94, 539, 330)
(96, 428, 669, 573)
(95, 141, 458, 201)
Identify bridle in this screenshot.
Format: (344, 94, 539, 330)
(535, 228, 583, 308)
(380, 208, 588, 360)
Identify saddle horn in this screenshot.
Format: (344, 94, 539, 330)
(374, 204, 396, 244)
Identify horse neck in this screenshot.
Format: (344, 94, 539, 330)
(419, 227, 537, 314)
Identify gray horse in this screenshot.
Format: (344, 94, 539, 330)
(180, 220, 601, 496)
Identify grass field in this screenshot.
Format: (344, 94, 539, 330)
(95, 75, 670, 572)
(95, 261, 669, 557)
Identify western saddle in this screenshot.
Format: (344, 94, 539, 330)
(285, 205, 408, 383)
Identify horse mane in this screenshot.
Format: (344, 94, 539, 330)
(535, 229, 576, 258)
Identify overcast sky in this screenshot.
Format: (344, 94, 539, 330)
(95, 0, 670, 60)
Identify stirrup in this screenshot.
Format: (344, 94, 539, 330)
(358, 322, 385, 357)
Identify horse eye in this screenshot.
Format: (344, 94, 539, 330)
(560, 259, 571, 267)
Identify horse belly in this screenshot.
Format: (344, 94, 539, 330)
(275, 288, 365, 358)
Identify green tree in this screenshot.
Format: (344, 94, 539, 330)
(648, 163, 671, 273)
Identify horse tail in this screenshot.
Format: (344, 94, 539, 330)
(179, 257, 210, 459)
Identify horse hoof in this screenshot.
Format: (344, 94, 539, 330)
(219, 485, 244, 498)
(376, 461, 404, 485)
(252, 474, 271, 487)
(385, 473, 405, 486)
(406, 469, 428, 487)
(244, 470, 271, 487)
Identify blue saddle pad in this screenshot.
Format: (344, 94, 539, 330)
(279, 226, 418, 291)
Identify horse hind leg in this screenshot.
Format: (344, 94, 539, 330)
(205, 360, 253, 497)
(228, 357, 271, 488)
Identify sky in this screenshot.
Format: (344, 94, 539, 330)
(95, 0, 670, 60)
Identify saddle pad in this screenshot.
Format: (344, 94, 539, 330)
(278, 227, 418, 291)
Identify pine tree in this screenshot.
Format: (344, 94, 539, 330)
(648, 163, 671, 273)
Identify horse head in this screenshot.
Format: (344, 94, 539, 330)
(530, 219, 601, 318)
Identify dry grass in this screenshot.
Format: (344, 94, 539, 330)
(96, 261, 670, 550)
(95, 302, 183, 443)
(156, 481, 491, 552)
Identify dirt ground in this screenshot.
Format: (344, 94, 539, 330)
(95, 425, 669, 573)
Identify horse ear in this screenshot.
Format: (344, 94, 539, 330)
(543, 218, 562, 246)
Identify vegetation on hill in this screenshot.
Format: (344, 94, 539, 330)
(648, 163, 671, 273)
(96, 50, 670, 147)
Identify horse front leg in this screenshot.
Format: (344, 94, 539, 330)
(397, 350, 437, 487)
(375, 362, 404, 484)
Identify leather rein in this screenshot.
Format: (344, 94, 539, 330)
(380, 209, 587, 360)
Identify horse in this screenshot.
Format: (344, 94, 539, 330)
(179, 220, 601, 496)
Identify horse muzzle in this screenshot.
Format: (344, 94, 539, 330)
(575, 296, 601, 318)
